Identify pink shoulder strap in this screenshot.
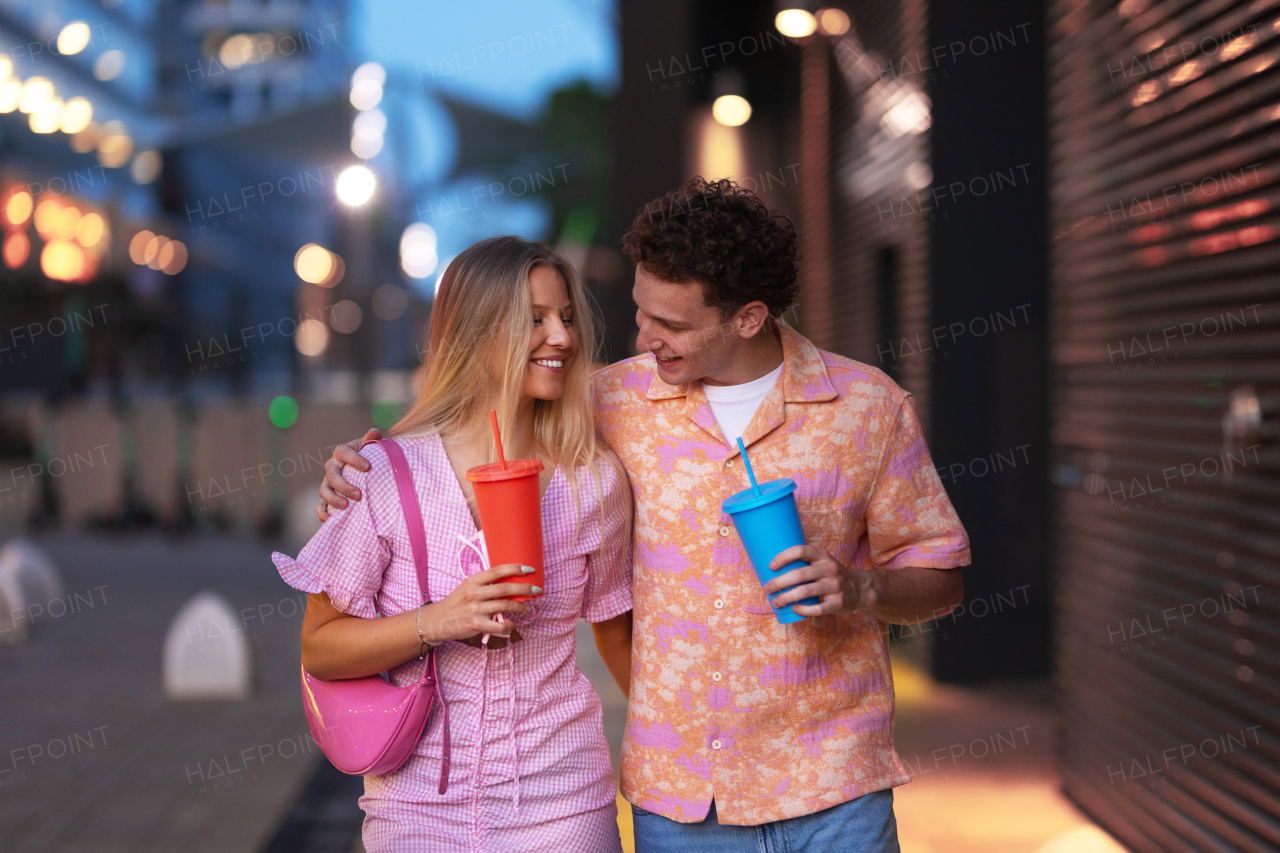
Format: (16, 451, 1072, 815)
(363, 438, 430, 600)
(363, 437, 452, 793)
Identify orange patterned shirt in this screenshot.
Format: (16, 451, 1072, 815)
(593, 320, 970, 826)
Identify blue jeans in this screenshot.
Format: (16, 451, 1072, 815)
(631, 789, 900, 853)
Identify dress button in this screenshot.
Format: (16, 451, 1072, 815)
(726, 458, 734, 467)
(719, 526, 730, 537)
(714, 599, 724, 609)
(712, 739, 722, 750)
(712, 671, 722, 682)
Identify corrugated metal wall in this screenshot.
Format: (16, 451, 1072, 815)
(1048, 0, 1280, 850)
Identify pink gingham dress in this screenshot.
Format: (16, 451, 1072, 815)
(271, 433, 632, 853)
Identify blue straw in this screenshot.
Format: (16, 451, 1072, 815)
(736, 437, 761, 495)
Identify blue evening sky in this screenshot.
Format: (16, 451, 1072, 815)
(351, 0, 619, 121)
(350, 0, 618, 292)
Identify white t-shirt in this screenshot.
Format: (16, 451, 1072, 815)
(701, 363, 784, 444)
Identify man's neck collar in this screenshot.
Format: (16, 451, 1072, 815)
(701, 322, 784, 387)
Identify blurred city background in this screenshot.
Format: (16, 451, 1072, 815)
(0, 0, 1275, 852)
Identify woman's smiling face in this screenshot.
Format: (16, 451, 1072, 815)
(522, 264, 577, 401)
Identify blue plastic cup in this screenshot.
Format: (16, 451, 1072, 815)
(722, 478, 819, 624)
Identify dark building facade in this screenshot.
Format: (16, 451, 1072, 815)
(608, 0, 1052, 681)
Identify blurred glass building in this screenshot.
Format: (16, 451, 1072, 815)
(1, 0, 352, 400)
(0, 0, 620, 534)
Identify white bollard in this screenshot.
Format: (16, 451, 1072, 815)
(0, 539, 65, 641)
(163, 591, 253, 701)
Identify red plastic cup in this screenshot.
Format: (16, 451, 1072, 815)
(466, 458, 544, 601)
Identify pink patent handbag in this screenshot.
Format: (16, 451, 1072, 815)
(300, 438, 452, 789)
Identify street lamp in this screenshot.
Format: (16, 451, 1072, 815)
(349, 62, 385, 111)
(776, 3, 834, 348)
(336, 165, 376, 206)
(59, 97, 92, 134)
(19, 78, 53, 113)
(775, 9, 817, 38)
(816, 8, 850, 36)
(351, 108, 386, 159)
(57, 22, 92, 55)
(399, 223, 438, 279)
(712, 94, 752, 127)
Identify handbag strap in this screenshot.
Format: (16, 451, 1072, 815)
(365, 438, 431, 599)
(362, 437, 452, 794)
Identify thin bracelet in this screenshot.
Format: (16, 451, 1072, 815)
(416, 603, 443, 652)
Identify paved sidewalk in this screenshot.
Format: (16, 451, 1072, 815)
(3, 532, 1124, 853)
(0, 532, 323, 853)
(890, 661, 1129, 853)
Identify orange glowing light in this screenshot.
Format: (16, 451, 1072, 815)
(1169, 60, 1204, 86)
(294, 243, 334, 284)
(3, 231, 29, 267)
(1129, 223, 1173, 244)
(4, 190, 32, 226)
(1130, 81, 1162, 107)
(40, 239, 86, 281)
(1190, 198, 1270, 230)
(816, 8, 850, 36)
(33, 198, 61, 236)
(157, 239, 175, 270)
(1238, 224, 1275, 246)
(144, 234, 168, 268)
(1188, 233, 1240, 256)
(76, 212, 105, 247)
(128, 229, 153, 264)
(1135, 246, 1167, 267)
(1117, 0, 1149, 19)
(54, 206, 81, 241)
(159, 239, 188, 274)
(1220, 34, 1258, 62)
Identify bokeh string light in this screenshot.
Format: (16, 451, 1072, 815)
(3, 191, 111, 280)
(127, 228, 188, 275)
(294, 243, 345, 286)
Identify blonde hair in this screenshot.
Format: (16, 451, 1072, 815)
(392, 236, 623, 524)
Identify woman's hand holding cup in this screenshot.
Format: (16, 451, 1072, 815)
(421, 563, 540, 642)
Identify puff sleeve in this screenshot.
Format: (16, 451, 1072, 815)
(271, 447, 393, 618)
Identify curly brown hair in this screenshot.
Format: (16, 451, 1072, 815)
(621, 176, 800, 317)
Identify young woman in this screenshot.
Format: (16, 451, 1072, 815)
(273, 236, 633, 852)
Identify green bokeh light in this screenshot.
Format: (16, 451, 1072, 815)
(269, 395, 299, 428)
(371, 399, 401, 430)
(559, 204, 598, 245)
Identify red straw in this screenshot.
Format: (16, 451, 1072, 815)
(489, 409, 507, 470)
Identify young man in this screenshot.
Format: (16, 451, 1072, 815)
(317, 177, 969, 852)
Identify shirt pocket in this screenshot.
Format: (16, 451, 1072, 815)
(801, 508, 854, 565)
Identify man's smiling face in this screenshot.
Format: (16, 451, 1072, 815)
(633, 265, 738, 387)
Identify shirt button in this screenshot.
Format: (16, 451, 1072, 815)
(712, 739, 722, 750)
(719, 526, 730, 537)
(712, 672, 722, 682)
(714, 599, 724, 609)
(725, 458, 734, 467)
